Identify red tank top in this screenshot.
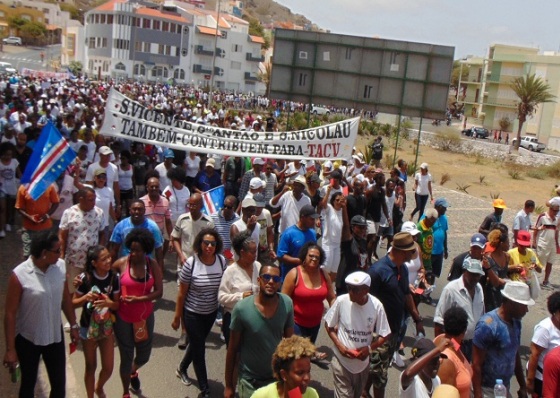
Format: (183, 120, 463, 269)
(118, 256, 155, 323)
(292, 266, 328, 327)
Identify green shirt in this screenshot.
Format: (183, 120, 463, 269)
(416, 219, 434, 271)
(230, 293, 294, 381)
(251, 382, 319, 398)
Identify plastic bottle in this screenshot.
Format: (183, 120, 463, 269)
(87, 286, 101, 310)
(494, 379, 507, 398)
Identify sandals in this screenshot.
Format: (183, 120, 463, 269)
(311, 351, 330, 369)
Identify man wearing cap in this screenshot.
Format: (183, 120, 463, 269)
(193, 157, 221, 193)
(512, 200, 535, 248)
(238, 158, 265, 203)
(434, 257, 485, 362)
(276, 205, 318, 279)
(211, 195, 240, 262)
(473, 281, 533, 398)
(231, 198, 261, 248)
(533, 197, 560, 287)
(448, 233, 487, 281)
(141, 176, 173, 264)
(324, 271, 391, 398)
(371, 136, 384, 168)
(244, 177, 265, 201)
(253, 193, 276, 266)
(320, 170, 344, 203)
(269, 175, 312, 234)
(284, 159, 306, 184)
(154, 149, 176, 192)
(364, 232, 425, 398)
(59, 187, 106, 292)
(508, 230, 543, 288)
(479, 199, 507, 237)
(85, 145, 120, 215)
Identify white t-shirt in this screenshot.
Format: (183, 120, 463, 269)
(118, 165, 134, 191)
(0, 158, 19, 195)
(85, 162, 119, 186)
(324, 294, 391, 374)
(154, 162, 175, 192)
(94, 186, 115, 228)
(399, 373, 440, 398)
(415, 172, 432, 195)
(532, 317, 560, 380)
(163, 184, 191, 223)
(380, 192, 395, 227)
(256, 208, 273, 249)
(319, 185, 343, 201)
(185, 156, 201, 178)
(321, 204, 343, 246)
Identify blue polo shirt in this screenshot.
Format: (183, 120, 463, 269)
(277, 224, 316, 279)
(368, 254, 410, 334)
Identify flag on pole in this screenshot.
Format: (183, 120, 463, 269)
(21, 122, 76, 200)
(201, 185, 225, 215)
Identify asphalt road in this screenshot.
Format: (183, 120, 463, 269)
(0, 43, 61, 73)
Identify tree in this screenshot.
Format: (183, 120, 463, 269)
(498, 117, 511, 132)
(21, 21, 47, 45)
(7, 16, 28, 37)
(510, 74, 556, 150)
(257, 62, 272, 97)
(243, 14, 270, 51)
(69, 60, 83, 76)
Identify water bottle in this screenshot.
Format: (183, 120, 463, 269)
(87, 286, 101, 310)
(494, 379, 507, 398)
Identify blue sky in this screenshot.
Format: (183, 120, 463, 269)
(277, 0, 560, 59)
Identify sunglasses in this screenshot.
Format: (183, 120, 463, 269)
(260, 274, 282, 283)
(202, 240, 217, 247)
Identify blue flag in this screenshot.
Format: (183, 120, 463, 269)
(201, 185, 225, 215)
(21, 122, 76, 200)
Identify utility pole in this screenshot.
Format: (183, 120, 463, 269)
(209, 0, 221, 108)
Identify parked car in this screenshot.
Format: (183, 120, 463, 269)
(511, 136, 546, 152)
(461, 127, 489, 139)
(3, 37, 21, 46)
(0, 62, 16, 74)
(311, 105, 330, 116)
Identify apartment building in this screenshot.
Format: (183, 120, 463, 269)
(83, 0, 264, 93)
(462, 44, 560, 150)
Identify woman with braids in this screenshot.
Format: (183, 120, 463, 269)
(251, 335, 319, 398)
(73, 245, 120, 398)
(112, 228, 163, 398)
(218, 230, 261, 346)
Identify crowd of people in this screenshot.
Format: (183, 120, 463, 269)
(2, 77, 560, 398)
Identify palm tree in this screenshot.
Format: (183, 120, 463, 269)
(510, 73, 555, 151)
(257, 62, 272, 97)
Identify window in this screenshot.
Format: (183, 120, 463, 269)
(67, 35, 75, 51)
(162, 21, 169, 32)
(363, 85, 372, 99)
(102, 38, 107, 48)
(231, 61, 241, 70)
(143, 19, 151, 29)
(143, 42, 150, 53)
(114, 39, 129, 50)
(135, 41, 142, 52)
(345, 48, 352, 60)
(220, 30, 227, 39)
(95, 14, 99, 24)
(170, 23, 175, 33)
(153, 20, 160, 30)
(100, 14, 106, 24)
(0, 11, 5, 18)
(87, 15, 93, 24)
(21, 14, 31, 21)
(135, 17, 140, 27)
(151, 66, 169, 78)
(108, 15, 113, 24)
(165, 46, 171, 56)
(158, 44, 165, 55)
(103, 61, 110, 73)
(88, 60, 94, 70)
(88, 37, 95, 48)
(298, 73, 307, 86)
(134, 64, 146, 75)
(115, 62, 125, 71)
(232, 44, 242, 52)
(174, 68, 185, 79)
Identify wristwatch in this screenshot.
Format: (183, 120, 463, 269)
(70, 323, 79, 330)
(414, 317, 423, 324)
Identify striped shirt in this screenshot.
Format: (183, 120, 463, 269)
(211, 210, 240, 250)
(141, 194, 171, 234)
(180, 254, 227, 314)
(264, 172, 277, 203)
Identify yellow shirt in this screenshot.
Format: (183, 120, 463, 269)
(507, 248, 542, 284)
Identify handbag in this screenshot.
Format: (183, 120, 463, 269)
(87, 306, 113, 340)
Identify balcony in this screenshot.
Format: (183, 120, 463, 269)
(246, 53, 264, 62)
(244, 72, 258, 81)
(195, 45, 214, 56)
(193, 64, 223, 76)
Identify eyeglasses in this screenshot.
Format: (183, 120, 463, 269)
(308, 254, 320, 260)
(223, 205, 234, 209)
(260, 274, 282, 283)
(202, 240, 217, 247)
(47, 247, 62, 254)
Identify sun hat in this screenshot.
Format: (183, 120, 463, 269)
(164, 149, 175, 158)
(293, 175, 307, 186)
(241, 198, 257, 208)
(420, 163, 428, 169)
(434, 198, 450, 208)
(493, 199, 507, 209)
(206, 158, 216, 167)
(249, 177, 265, 190)
(252, 193, 266, 207)
(501, 281, 535, 306)
(392, 232, 416, 251)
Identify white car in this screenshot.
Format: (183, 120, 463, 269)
(3, 37, 22, 46)
(0, 62, 16, 74)
(311, 105, 330, 115)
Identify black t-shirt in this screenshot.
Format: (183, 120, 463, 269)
(366, 188, 385, 222)
(372, 142, 383, 160)
(346, 194, 366, 221)
(76, 270, 121, 328)
(304, 189, 321, 209)
(266, 117, 275, 131)
(335, 237, 368, 295)
(15, 145, 33, 173)
(448, 251, 469, 281)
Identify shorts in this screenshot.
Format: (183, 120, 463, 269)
(367, 220, 379, 235)
(120, 189, 134, 201)
(79, 326, 89, 340)
(369, 334, 398, 389)
(21, 228, 45, 258)
(537, 245, 556, 265)
(378, 225, 393, 238)
(323, 244, 341, 273)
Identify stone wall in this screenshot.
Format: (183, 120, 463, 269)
(408, 129, 560, 167)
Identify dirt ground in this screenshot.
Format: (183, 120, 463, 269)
(356, 135, 558, 212)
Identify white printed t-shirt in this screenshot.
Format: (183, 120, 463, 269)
(324, 293, 391, 374)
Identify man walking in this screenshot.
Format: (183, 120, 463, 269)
(224, 264, 294, 398)
(141, 176, 173, 263)
(533, 197, 560, 287)
(513, 200, 535, 247)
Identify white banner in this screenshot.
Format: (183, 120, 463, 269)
(21, 68, 69, 80)
(100, 88, 359, 160)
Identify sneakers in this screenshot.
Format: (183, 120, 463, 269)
(392, 351, 405, 368)
(175, 367, 192, 386)
(178, 333, 188, 350)
(220, 333, 225, 343)
(64, 322, 71, 332)
(0, 230, 5, 238)
(130, 371, 141, 392)
(5, 224, 11, 232)
(215, 318, 223, 326)
(542, 281, 551, 288)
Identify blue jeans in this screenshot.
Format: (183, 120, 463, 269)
(294, 322, 321, 344)
(411, 194, 429, 220)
